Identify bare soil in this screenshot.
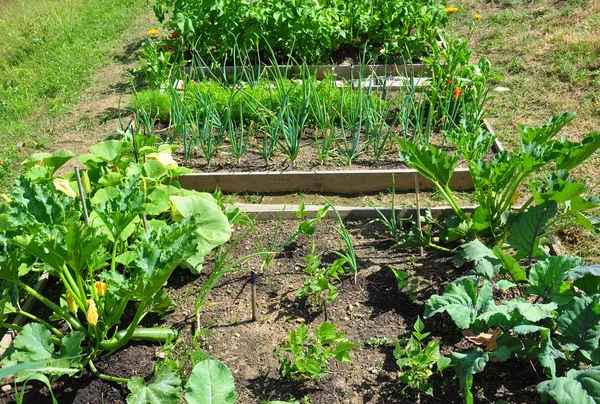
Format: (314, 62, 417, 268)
(0, 219, 541, 403)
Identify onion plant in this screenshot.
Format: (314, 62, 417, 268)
(311, 77, 338, 165)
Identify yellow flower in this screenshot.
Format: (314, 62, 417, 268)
(146, 150, 178, 169)
(148, 29, 159, 35)
(445, 7, 459, 13)
(474, 13, 482, 20)
(86, 299, 98, 326)
(169, 195, 184, 222)
(53, 178, 77, 198)
(66, 291, 77, 314)
(95, 281, 107, 297)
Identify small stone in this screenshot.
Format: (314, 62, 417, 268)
(347, 304, 353, 311)
(156, 351, 166, 359)
(370, 368, 378, 375)
(234, 333, 240, 338)
(296, 318, 305, 323)
(208, 345, 213, 350)
(343, 316, 350, 321)
(1, 385, 12, 393)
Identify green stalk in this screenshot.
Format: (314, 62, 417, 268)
(110, 240, 118, 272)
(58, 270, 85, 313)
(16, 280, 86, 334)
(17, 310, 64, 337)
(88, 360, 130, 384)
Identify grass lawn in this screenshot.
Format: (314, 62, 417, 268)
(0, 0, 150, 191)
(451, 0, 600, 258)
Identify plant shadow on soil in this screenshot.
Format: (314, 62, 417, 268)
(0, 219, 543, 403)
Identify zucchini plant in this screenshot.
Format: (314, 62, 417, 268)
(0, 140, 231, 389)
(398, 112, 600, 249)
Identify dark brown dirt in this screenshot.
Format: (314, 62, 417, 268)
(0, 219, 541, 403)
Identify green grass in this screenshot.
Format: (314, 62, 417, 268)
(449, 0, 600, 258)
(0, 0, 148, 190)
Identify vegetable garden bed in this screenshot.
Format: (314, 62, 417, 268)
(0, 216, 542, 404)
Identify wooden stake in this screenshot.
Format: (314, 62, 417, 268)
(414, 173, 424, 257)
(75, 167, 89, 225)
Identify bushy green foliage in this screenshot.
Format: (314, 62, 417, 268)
(393, 317, 451, 396)
(0, 139, 231, 390)
(129, 89, 172, 123)
(152, 0, 449, 64)
(277, 322, 359, 381)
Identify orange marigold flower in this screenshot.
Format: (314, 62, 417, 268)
(452, 88, 463, 99)
(474, 13, 482, 20)
(148, 29, 159, 35)
(445, 7, 459, 13)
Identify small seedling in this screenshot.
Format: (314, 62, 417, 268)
(277, 322, 359, 381)
(393, 317, 451, 396)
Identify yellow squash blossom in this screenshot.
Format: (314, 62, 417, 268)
(86, 299, 98, 326)
(66, 291, 77, 314)
(148, 29, 159, 35)
(95, 281, 107, 297)
(169, 195, 184, 222)
(54, 178, 77, 198)
(445, 7, 459, 13)
(146, 150, 178, 169)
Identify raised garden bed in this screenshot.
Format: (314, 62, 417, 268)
(0, 216, 542, 403)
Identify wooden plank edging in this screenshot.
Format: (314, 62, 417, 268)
(178, 167, 473, 194)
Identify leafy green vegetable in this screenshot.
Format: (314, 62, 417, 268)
(185, 360, 238, 404)
(127, 363, 182, 404)
(538, 366, 600, 404)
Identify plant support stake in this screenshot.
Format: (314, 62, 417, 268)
(75, 167, 89, 225)
(414, 173, 423, 257)
(251, 268, 257, 321)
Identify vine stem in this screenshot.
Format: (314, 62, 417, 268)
(17, 279, 87, 334)
(88, 360, 130, 384)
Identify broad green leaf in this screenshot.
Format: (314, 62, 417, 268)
(454, 239, 499, 279)
(144, 188, 171, 216)
(185, 360, 238, 404)
(503, 299, 557, 322)
(518, 112, 576, 144)
(507, 201, 557, 262)
(12, 323, 54, 363)
(493, 247, 527, 283)
(169, 195, 231, 273)
(451, 350, 489, 404)
(332, 341, 359, 362)
(554, 133, 600, 171)
(398, 140, 460, 188)
(143, 160, 168, 182)
(538, 366, 600, 404)
(568, 265, 600, 295)
(424, 278, 494, 329)
(22, 149, 75, 173)
(529, 256, 582, 305)
(556, 294, 600, 363)
(127, 363, 182, 404)
(83, 140, 132, 164)
(57, 332, 85, 368)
